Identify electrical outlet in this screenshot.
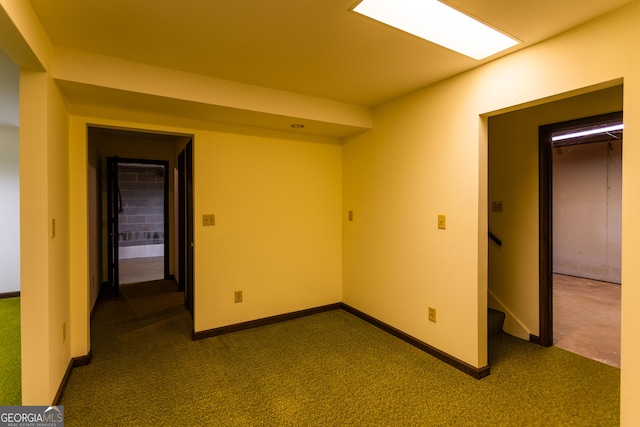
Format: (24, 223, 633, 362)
(437, 215, 446, 230)
(62, 322, 66, 342)
(51, 218, 56, 238)
(202, 214, 216, 226)
(348, 210, 354, 221)
(234, 290, 243, 303)
(428, 307, 437, 323)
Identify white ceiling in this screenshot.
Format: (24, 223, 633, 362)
(1, 0, 635, 129)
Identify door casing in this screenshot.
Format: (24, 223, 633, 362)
(538, 111, 623, 346)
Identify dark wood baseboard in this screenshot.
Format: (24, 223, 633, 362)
(53, 360, 73, 405)
(529, 334, 542, 345)
(341, 303, 491, 380)
(53, 349, 93, 406)
(0, 291, 20, 299)
(192, 303, 342, 340)
(72, 349, 93, 367)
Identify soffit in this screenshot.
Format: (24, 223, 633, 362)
(28, 0, 634, 109)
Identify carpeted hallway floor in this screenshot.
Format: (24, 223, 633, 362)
(60, 280, 620, 426)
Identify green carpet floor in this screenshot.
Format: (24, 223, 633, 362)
(61, 281, 619, 426)
(0, 297, 21, 406)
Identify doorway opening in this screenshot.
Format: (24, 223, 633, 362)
(487, 84, 623, 369)
(88, 127, 193, 323)
(111, 160, 169, 285)
(107, 158, 170, 295)
(539, 111, 622, 367)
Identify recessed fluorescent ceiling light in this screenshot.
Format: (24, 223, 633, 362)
(352, 0, 519, 60)
(551, 123, 624, 142)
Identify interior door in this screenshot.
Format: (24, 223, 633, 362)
(178, 150, 186, 293)
(107, 156, 121, 297)
(186, 141, 194, 316)
(178, 142, 194, 316)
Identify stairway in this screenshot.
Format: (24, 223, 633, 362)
(488, 308, 506, 337)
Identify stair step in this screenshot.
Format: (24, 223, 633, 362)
(488, 308, 505, 337)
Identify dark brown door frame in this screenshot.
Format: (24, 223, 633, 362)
(178, 150, 186, 293)
(538, 111, 623, 347)
(186, 141, 194, 317)
(106, 156, 121, 297)
(177, 141, 194, 317)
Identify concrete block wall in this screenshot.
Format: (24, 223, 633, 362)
(118, 164, 164, 248)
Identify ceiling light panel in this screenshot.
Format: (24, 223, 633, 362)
(352, 0, 519, 60)
(552, 123, 624, 142)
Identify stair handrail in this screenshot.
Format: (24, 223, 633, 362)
(489, 231, 502, 246)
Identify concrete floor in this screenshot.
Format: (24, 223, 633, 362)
(553, 273, 621, 368)
(119, 256, 165, 284)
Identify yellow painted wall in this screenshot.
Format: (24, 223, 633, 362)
(69, 116, 89, 363)
(193, 132, 342, 331)
(86, 127, 100, 310)
(20, 69, 71, 404)
(18, 70, 50, 405)
(344, 6, 640, 423)
(343, 79, 488, 367)
(45, 71, 70, 402)
(488, 86, 624, 339)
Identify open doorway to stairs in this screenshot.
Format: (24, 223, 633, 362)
(539, 111, 622, 367)
(487, 84, 623, 368)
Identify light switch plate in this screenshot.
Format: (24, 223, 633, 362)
(437, 214, 446, 230)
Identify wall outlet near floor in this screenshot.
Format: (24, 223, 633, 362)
(428, 307, 437, 323)
(234, 290, 243, 303)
